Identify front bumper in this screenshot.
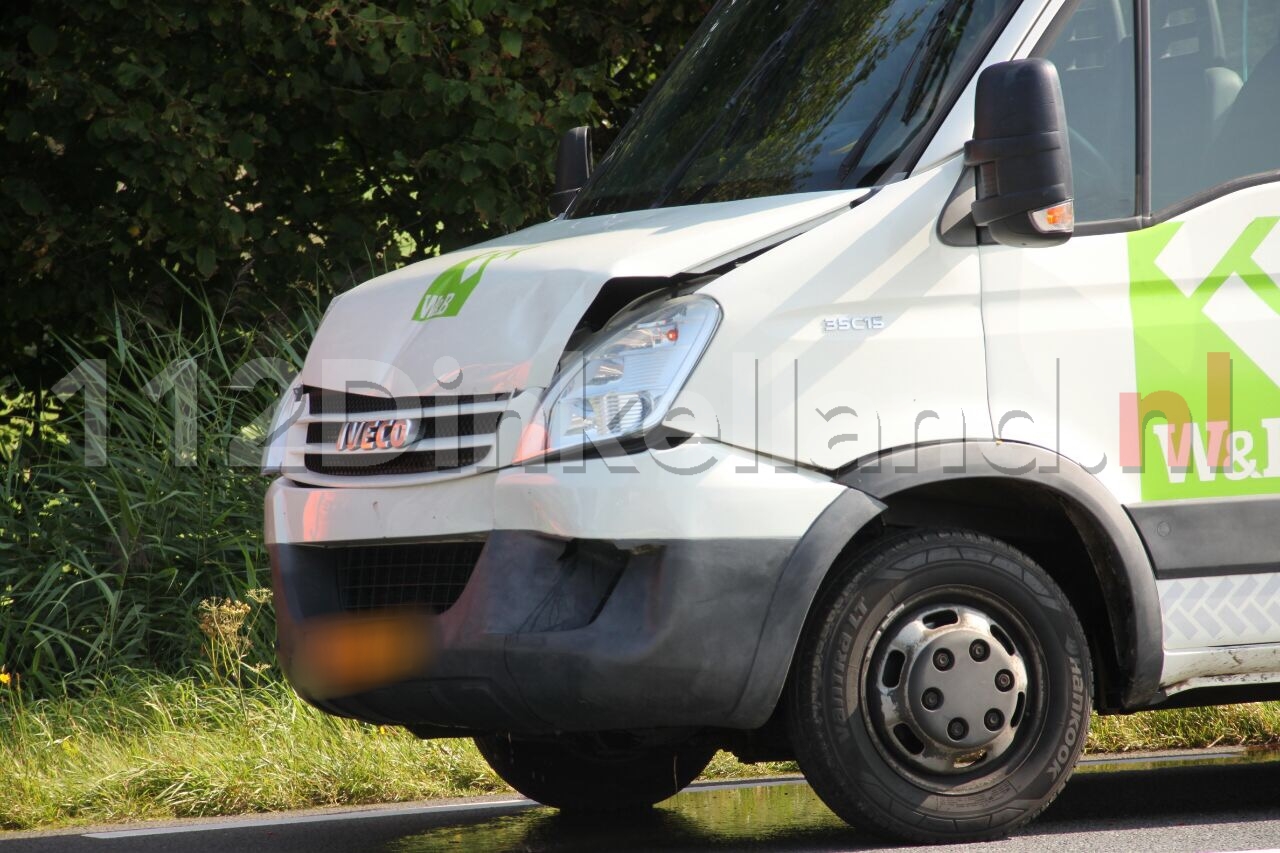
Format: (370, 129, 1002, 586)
(267, 442, 882, 734)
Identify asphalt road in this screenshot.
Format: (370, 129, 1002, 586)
(5, 751, 1280, 852)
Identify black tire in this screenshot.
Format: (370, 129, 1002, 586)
(788, 529, 1092, 844)
(474, 732, 715, 812)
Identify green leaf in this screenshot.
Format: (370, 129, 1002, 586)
(343, 55, 365, 84)
(499, 31, 522, 59)
(229, 131, 255, 162)
(5, 111, 35, 143)
(196, 245, 216, 277)
(379, 93, 402, 119)
(224, 213, 246, 243)
(395, 23, 421, 55)
(4, 176, 51, 215)
(115, 63, 149, 88)
(27, 24, 57, 57)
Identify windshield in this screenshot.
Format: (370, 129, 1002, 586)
(570, 0, 1017, 218)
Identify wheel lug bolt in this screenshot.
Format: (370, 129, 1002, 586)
(921, 688, 943, 710)
(985, 709, 1004, 731)
(933, 649, 954, 671)
(970, 640, 989, 661)
(995, 670, 1014, 691)
(947, 718, 969, 741)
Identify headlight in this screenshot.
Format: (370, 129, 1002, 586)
(261, 382, 304, 475)
(516, 295, 721, 463)
(261, 296, 340, 475)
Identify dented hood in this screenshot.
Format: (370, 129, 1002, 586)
(300, 190, 863, 396)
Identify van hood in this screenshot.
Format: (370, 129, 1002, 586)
(300, 190, 863, 396)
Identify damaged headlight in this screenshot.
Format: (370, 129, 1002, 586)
(516, 295, 721, 462)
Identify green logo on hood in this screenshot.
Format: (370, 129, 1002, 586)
(412, 249, 522, 322)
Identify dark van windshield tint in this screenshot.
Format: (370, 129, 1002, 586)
(569, 0, 1017, 218)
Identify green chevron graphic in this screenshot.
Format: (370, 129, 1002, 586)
(1129, 218, 1280, 500)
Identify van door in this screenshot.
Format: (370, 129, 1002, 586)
(979, 0, 1280, 671)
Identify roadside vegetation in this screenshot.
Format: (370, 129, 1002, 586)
(1088, 704, 1280, 753)
(4, 668, 1280, 832)
(1, 295, 320, 698)
(0, 669, 799, 831)
(0, 673, 503, 830)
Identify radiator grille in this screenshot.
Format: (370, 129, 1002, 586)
(336, 541, 486, 614)
(307, 389, 509, 416)
(299, 388, 509, 480)
(305, 447, 485, 477)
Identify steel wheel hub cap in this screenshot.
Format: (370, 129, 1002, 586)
(871, 603, 1029, 775)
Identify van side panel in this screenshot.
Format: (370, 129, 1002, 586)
(676, 159, 993, 472)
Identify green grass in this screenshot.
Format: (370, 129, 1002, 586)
(3, 672, 1280, 832)
(0, 674, 503, 831)
(0, 672, 797, 832)
(1088, 702, 1280, 753)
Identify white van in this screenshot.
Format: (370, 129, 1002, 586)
(262, 0, 1280, 842)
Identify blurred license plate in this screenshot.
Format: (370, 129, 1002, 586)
(290, 610, 436, 698)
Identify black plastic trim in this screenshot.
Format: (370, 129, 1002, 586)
(1135, 0, 1152, 220)
(1074, 215, 1144, 237)
(1147, 170, 1280, 225)
(274, 531, 807, 735)
(725, 488, 888, 728)
(1141, 681, 1280, 711)
(937, 166, 978, 246)
(1128, 496, 1280, 580)
(836, 440, 1165, 709)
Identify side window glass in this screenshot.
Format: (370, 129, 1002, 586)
(1151, 0, 1280, 211)
(1041, 0, 1138, 223)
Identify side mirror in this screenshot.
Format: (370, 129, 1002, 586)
(551, 126, 593, 216)
(964, 59, 1074, 248)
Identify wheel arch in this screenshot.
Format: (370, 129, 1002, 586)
(839, 441, 1164, 712)
(728, 441, 1164, 729)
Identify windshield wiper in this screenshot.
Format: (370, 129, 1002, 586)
(836, 0, 973, 185)
(650, 0, 822, 209)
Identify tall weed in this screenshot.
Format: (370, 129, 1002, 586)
(0, 292, 321, 695)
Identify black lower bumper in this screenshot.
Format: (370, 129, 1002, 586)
(272, 531, 798, 735)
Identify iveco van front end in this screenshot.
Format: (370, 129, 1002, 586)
(264, 0, 1205, 842)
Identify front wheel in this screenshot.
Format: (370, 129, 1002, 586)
(789, 529, 1092, 843)
(474, 732, 714, 813)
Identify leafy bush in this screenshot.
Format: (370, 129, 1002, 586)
(0, 290, 321, 695)
(1, 0, 711, 389)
